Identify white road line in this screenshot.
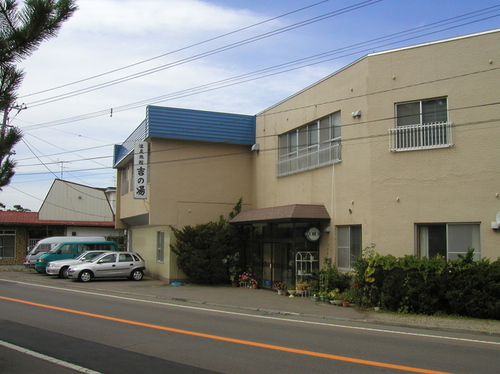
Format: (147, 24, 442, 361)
(2, 278, 500, 347)
(0, 339, 102, 374)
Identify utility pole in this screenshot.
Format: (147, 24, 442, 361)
(58, 161, 68, 179)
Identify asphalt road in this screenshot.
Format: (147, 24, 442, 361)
(1, 277, 499, 374)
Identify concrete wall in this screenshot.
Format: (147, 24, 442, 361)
(254, 30, 500, 261)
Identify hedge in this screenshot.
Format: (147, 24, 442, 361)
(351, 248, 500, 319)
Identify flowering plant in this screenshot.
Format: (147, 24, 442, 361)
(238, 272, 252, 284)
(297, 279, 309, 289)
(274, 281, 287, 291)
(249, 278, 258, 286)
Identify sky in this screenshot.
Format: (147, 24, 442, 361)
(2, 0, 499, 211)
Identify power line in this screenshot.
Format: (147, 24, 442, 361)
(19, 0, 332, 99)
(14, 64, 500, 172)
(14, 101, 500, 175)
(18, 6, 500, 132)
(23, 0, 381, 108)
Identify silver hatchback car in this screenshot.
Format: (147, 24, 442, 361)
(67, 252, 146, 282)
(46, 250, 114, 278)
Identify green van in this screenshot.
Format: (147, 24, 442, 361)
(35, 241, 120, 273)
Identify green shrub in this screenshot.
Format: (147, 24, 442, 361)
(352, 247, 500, 319)
(170, 200, 244, 284)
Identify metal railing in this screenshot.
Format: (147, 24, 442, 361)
(277, 141, 341, 176)
(389, 121, 453, 152)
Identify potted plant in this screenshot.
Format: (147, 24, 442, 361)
(238, 271, 252, 287)
(223, 253, 240, 286)
(310, 293, 320, 302)
(281, 282, 289, 296)
(274, 281, 285, 295)
(340, 290, 351, 307)
(249, 278, 258, 289)
(327, 289, 343, 306)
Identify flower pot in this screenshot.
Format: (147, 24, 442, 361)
(277, 290, 283, 295)
(282, 291, 288, 296)
(252, 284, 258, 289)
(342, 301, 349, 307)
(310, 296, 319, 302)
(231, 282, 238, 287)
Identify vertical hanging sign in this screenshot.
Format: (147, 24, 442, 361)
(133, 141, 148, 199)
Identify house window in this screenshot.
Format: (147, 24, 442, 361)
(157, 231, 164, 263)
(337, 225, 361, 270)
(390, 97, 452, 151)
(277, 111, 341, 176)
(120, 164, 130, 195)
(0, 230, 15, 259)
(417, 223, 480, 261)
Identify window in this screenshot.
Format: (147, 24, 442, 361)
(337, 225, 361, 270)
(100, 254, 116, 263)
(390, 97, 452, 151)
(417, 223, 480, 261)
(120, 163, 130, 195)
(277, 111, 341, 176)
(119, 253, 134, 262)
(157, 231, 164, 262)
(60, 244, 73, 254)
(0, 230, 15, 259)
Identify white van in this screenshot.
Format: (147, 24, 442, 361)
(24, 236, 106, 270)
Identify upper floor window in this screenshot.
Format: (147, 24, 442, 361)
(120, 163, 130, 195)
(389, 97, 453, 152)
(277, 111, 341, 176)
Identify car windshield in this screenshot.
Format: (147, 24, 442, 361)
(31, 243, 52, 254)
(48, 244, 63, 254)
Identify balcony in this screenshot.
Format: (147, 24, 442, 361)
(389, 121, 453, 152)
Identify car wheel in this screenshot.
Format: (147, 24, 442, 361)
(130, 269, 143, 281)
(59, 267, 69, 279)
(78, 270, 92, 282)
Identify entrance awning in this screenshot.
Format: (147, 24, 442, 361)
(230, 204, 330, 224)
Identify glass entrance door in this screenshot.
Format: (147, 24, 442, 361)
(259, 242, 293, 289)
(262, 243, 272, 288)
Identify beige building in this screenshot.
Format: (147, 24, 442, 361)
(114, 29, 500, 285)
(113, 106, 255, 281)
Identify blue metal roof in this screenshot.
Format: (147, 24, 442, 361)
(147, 106, 255, 144)
(114, 106, 256, 167)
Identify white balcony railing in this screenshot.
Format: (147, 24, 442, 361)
(277, 141, 341, 177)
(389, 121, 453, 152)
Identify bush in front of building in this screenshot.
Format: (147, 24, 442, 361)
(170, 200, 244, 285)
(352, 248, 500, 319)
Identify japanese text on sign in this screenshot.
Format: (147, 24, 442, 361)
(133, 142, 148, 199)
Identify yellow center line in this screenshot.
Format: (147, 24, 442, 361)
(0, 296, 453, 374)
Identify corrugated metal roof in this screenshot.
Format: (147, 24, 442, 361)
(230, 204, 331, 224)
(0, 211, 115, 227)
(113, 119, 148, 167)
(114, 106, 255, 167)
(147, 106, 255, 144)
